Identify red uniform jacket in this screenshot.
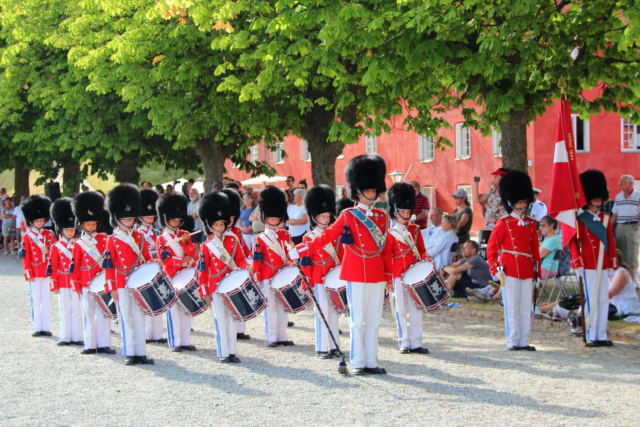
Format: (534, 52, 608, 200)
(386, 223, 427, 279)
(138, 225, 159, 257)
(297, 206, 390, 284)
(22, 228, 56, 281)
(230, 225, 251, 258)
(197, 233, 249, 295)
(156, 229, 197, 278)
(70, 233, 108, 291)
(49, 238, 76, 290)
(569, 210, 617, 271)
(487, 215, 540, 280)
(104, 229, 153, 292)
(253, 228, 292, 283)
(301, 228, 345, 286)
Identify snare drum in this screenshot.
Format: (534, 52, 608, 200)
(401, 261, 449, 311)
(270, 266, 311, 314)
(126, 263, 177, 316)
(88, 271, 117, 319)
(323, 266, 349, 315)
(172, 268, 209, 317)
(217, 269, 267, 322)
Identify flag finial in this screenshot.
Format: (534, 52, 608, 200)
(558, 77, 567, 95)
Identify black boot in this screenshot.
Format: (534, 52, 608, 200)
(236, 333, 251, 340)
(363, 367, 387, 375)
(81, 348, 98, 355)
(124, 356, 137, 365)
(136, 356, 155, 365)
(229, 354, 241, 363)
(180, 345, 197, 351)
(317, 352, 333, 360)
(57, 341, 71, 346)
(97, 347, 117, 354)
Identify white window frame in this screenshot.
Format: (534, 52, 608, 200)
(456, 184, 473, 207)
(492, 128, 502, 157)
(273, 142, 285, 164)
(250, 145, 258, 164)
(571, 114, 590, 153)
(365, 135, 377, 154)
(300, 140, 311, 162)
(418, 134, 434, 162)
(420, 186, 436, 226)
(621, 118, 640, 153)
(455, 123, 471, 160)
(335, 185, 344, 199)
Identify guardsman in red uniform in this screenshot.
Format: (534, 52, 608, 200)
(386, 182, 429, 355)
(71, 191, 115, 355)
(252, 186, 294, 348)
(222, 188, 251, 340)
(197, 192, 250, 363)
(487, 171, 540, 351)
(291, 154, 391, 375)
(157, 193, 198, 352)
(570, 170, 618, 347)
(138, 189, 166, 345)
(104, 184, 155, 366)
(300, 185, 344, 359)
(49, 198, 82, 346)
(19, 195, 55, 337)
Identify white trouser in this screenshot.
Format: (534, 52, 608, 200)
(58, 288, 82, 343)
(262, 280, 288, 343)
(117, 288, 146, 356)
(82, 288, 112, 349)
(346, 281, 385, 369)
(29, 278, 51, 333)
(212, 293, 237, 358)
(582, 269, 610, 341)
(502, 276, 533, 348)
(166, 305, 192, 348)
(145, 314, 164, 341)
(393, 278, 423, 350)
(314, 284, 339, 353)
(237, 321, 246, 334)
(242, 234, 254, 252)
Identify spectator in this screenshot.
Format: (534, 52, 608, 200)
(249, 202, 265, 234)
(341, 187, 348, 199)
(426, 213, 459, 269)
(612, 175, 640, 284)
(530, 188, 548, 222)
(141, 181, 153, 190)
(452, 189, 473, 248)
(422, 208, 444, 250)
(474, 168, 508, 229)
(609, 249, 640, 316)
(286, 176, 296, 192)
(0, 187, 7, 202)
(240, 193, 256, 251)
(2, 198, 16, 255)
(285, 187, 294, 207)
(374, 192, 388, 210)
(13, 195, 26, 252)
(409, 180, 430, 229)
(173, 180, 182, 194)
(155, 184, 165, 195)
(222, 177, 232, 188)
(245, 185, 254, 196)
(226, 182, 240, 191)
(188, 178, 195, 191)
(288, 188, 310, 244)
(166, 184, 174, 195)
(442, 240, 492, 298)
(187, 188, 204, 244)
(539, 215, 562, 279)
(297, 179, 308, 190)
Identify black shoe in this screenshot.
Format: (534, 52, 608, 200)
(41, 331, 53, 337)
(57, 341, 71, 346)
(71, 341, 84, 346)
(181, 345, 197, 351)
(410, 347, 430, 354)
(229, 354, 241, 363)
(237, 333, 251, 340)
(146, 339, 155, 344)
(156, 338, 167, 344)
(518, 345, 536, 351)
(363, 367, 387, 375)
(81, 348, 98, 354)
(329, 349, 341, 358)
(97, 347, 117, 354)
(171, 347, 183, 353)
(267, 342, 278, 348)
(596, 340, 613, 347)
(352, 368, 365, 376)
(399, 347, 410, 354)
(278, 341, 295, 346)
(586, 341, 600, 348)
(317, 352, 333, 360)
(136, 356, 155, 365)
(287, 321, 294, 327)
(219, 357, 232, 363)
(125, 356, 137, 365)
(32, 331, 42, 337)
(507, 346, 519, 351)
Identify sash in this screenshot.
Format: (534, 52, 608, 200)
(348, 209, 385, 249)
(140, 227, 157, 249)
(114, 231, 145, 264)
(389, 227, 420, 260)
(27, 230, 47, 252)
(310, 228, 339, 264)
(78, 234, 103, 265)
(162, 230, 185, 258)
(259, 232, 287, 263)
(205, 237, 236, 269)
(578, 211, 609, 250)
(54, 241, 74, 261)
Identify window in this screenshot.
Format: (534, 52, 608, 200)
(250, 145, 258, 164)
(420, 186, 436, 226)
(273, 142, 284, 164)
(571, 114, 590, 153)
(365, 135, 377, 154)
(300, 140, 311, 162)
(621, 119, 640, 152)
(492, 128, 502, 157)
(455, 123, 471, 159)
(456, 184, 473, 207)
(418, 134, 434, 162)
(335, 185, 345, 199)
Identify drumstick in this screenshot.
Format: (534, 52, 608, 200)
(165, 230, 202, 246)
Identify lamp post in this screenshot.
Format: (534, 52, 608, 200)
(388, 170, 403, 184)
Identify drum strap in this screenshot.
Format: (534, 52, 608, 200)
(205, 236, 237, 270)
(114, 230, 145, 264)
(78, 234, 103, 266)
(259, 232, 287, 263)
(26, 230, 48, 266)
(162, 230, 185, 258)
(390, 228, 420, 260)
(139, 226, 157, 250)
(54, 240, 74, 261)
(309, 228, 340, 265)
(349, 209, 386, 250)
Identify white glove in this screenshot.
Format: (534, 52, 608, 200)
(288, 247, 300, 260)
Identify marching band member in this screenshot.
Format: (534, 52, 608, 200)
(252, 187, 294, 348)
(300, 185, 343, 359)
(71, 191, 115, 355)
(386, 182, 429, 355)
(197, 192, 250, 363)
(48, 198, 82, 346)
(20, 195, 55, 338)
(290, 154, 391, 375)
(570, 170, 617, 347)
(157, 194, 198, 352)
(487, 170, 540, 351)
(138, 189, 166, 344)
(104, 184, 155, 365)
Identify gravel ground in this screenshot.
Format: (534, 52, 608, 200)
(0, 256, 638, 426)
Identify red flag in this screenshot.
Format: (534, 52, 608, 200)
(549, 96, 586, 247)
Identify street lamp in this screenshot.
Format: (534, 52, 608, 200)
(388, 170, 403, 183)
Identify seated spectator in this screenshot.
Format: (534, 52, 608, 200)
(442, 241, 492, 298)
(426, 213, 458, 269)
(240, 193, 256, 251)
(452, 189, 473, 249)
(422, 208, 444, 250)
(609, 249, 640, 316)
(2, 198, 16, 255)
(539, 215, 562, 279)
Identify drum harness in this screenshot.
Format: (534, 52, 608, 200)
(25, 229, 49, 267)
(113, 230, 146, 276)
(257, 232, 288, 271)
(53, 238, 76, 275)
(78, 233, 103, 272)
(345, 210, 389, 259)
(308, 228, 340, 267)
(206, 236, 239, 280)
(389, 226, 421, 260)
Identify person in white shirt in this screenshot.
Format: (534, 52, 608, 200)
(530, 188, 548, 222)
(609, 250, 640, 316)
(287, 188, 310, 244)
(426, 214, 459, 269)
(612, 175, 640, 284)
(422, 208, 444, 250)
(13, 197, 25, 253)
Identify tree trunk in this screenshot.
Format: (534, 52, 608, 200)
(62, 160, 81, 196)
(498, 110, 530, 172)
(305, 130, 344, 188)
(14, 164, 30, 202)
(115, 159, 140, 184)
(195, 134, 233, 194)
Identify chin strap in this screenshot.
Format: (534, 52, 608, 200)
(394, 206, 412, 222)
(357, 189, 378, 203)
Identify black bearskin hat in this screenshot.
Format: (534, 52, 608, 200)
(181, 215, 195, 233)
(157, 194, 188, 227)
(580, 169, 609, 203)
(140, 189, 159, 217)
(21, 195, 51, 226)
(387, 182, 416, 217)
(304, 185, 336, 227)
(106, 183, 141, 226)
(51, 198, 76, 232)
(222, 188, 242, 219)
(99, 210, 114, 234)
(73, 191, 105, 226)
(345, 153, 387, 201)
(258, 186, 288, 221)
(336, 197, 355, 216)
(198, 192, 231, 234)
(499, 170, 534, 214)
